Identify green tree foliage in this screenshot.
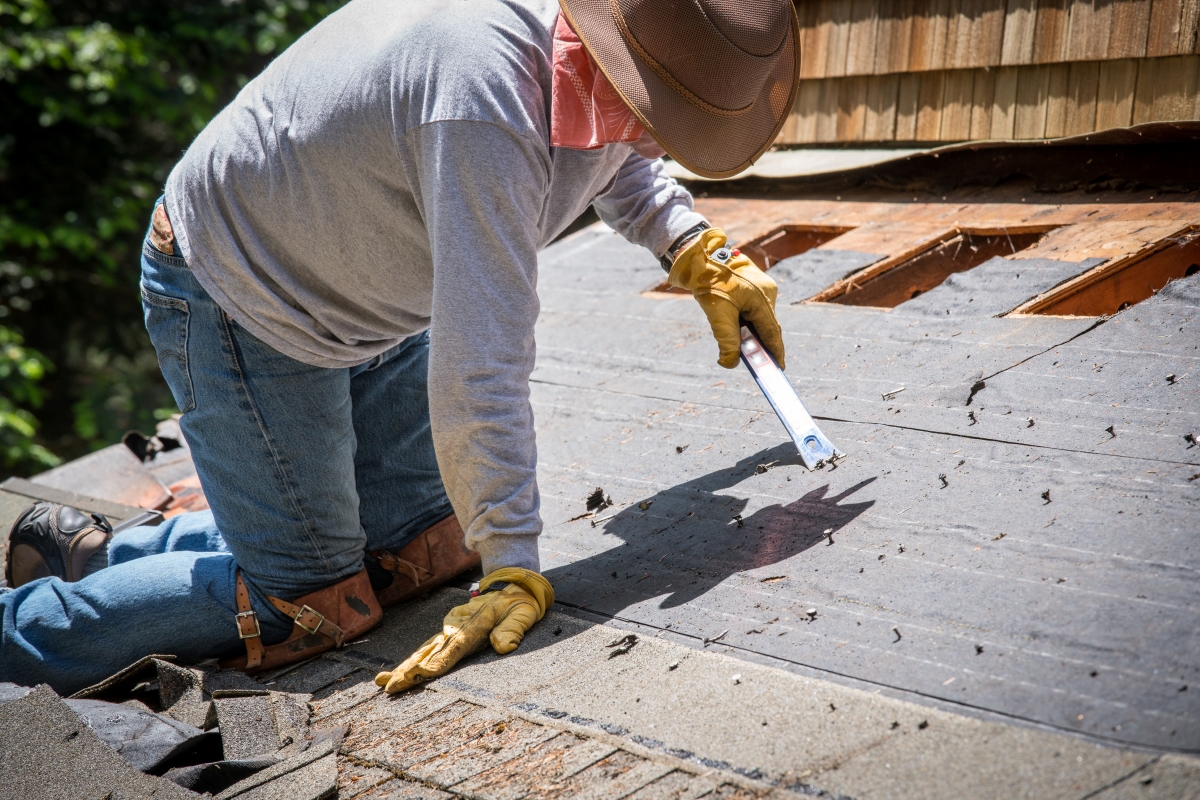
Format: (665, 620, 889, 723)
(0, 327, 58, 471)
(0, 0, 344, 475)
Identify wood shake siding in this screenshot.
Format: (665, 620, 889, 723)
(783, 0, 1200, 142)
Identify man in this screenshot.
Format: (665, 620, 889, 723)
(1, 0, 798, 695)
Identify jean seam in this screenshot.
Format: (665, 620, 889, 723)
(216, 309, 337, 592)
(140, 284, 196, 413)
(142, 240, 188, 268)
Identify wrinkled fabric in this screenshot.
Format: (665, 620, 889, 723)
(550, 12, 644, 149)
(0, 209, 460, 695)
(164, 0, 704, 568)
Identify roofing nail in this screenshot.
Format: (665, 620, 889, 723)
(731, 674, 742, 685)
(975, 645, 984, 654)
(1166, 373, 1176, 384)
(667, 660, 680, 671)
(704, 629, 729, 646)
(1185, 433, 1197, 448)
(806, 608, 818, 620)
(938, 473, 949, 488)
(824, 528, 834, 545)
(1105, 425, 1116, 438)
(676, 444, 689, 453)
(590, 512, 617, 528)
(967, 411, 978, 426)
(1042, 490, 1052, 504)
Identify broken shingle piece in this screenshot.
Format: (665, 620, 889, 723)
(586, 487, 612, 512)
(215, 694, 282, 760)
(0, 685, 196, 800)
(156, 659, 213, 729)
(215, 727, 344, 800)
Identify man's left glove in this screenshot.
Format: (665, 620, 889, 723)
(668, 227, 786, 370)
(375, 567, 553, 694)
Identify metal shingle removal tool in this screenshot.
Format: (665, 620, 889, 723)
(739, 324, 842, 469)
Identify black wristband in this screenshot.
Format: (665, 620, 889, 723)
(659, 221, 711, 272)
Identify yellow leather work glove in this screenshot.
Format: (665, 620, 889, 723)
(375, 567, 553, 694)
(668, 227, 785, 370)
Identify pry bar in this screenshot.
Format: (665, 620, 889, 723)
(739, 324, 842, 469)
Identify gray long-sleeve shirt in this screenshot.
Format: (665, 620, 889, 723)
(164, 0, 704, 573)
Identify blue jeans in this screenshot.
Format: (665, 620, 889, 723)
(0, 200, 453, 695)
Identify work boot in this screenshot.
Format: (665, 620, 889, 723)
(221, 568, 382, 674)
(368, 514, 480, 607)
(5, 501, 113, 588)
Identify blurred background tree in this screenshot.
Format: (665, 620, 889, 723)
(0, 0, 345, 476)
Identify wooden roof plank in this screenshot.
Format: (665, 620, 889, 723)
(1009, 219, 1192, 263)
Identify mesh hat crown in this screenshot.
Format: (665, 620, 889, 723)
(559, 0, 800, 178)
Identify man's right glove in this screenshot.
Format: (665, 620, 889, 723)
(668, 227, 786, 370)
(375, 567, 553, 694)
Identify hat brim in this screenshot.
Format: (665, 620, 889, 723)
(559, 0, 800, 179)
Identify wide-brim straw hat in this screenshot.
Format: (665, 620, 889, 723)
(559, 0, 800, 179)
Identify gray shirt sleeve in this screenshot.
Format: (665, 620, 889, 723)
(408, 125, 702, 577)
(407, 120, 546, 576)
(592, 150, 707, 257)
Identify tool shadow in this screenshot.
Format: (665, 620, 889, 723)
(542, 442, 877, 616)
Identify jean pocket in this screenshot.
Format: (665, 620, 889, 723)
(141, 285, 196, 413)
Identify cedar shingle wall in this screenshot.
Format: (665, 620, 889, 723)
(784, 0, 1200, 141)
(796, 0, 1199, 77)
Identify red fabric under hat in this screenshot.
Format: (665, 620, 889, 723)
(551, 12, 644, 150)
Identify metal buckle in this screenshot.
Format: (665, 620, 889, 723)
(235, 610, 261, 639)
(294, 605, 325, 635)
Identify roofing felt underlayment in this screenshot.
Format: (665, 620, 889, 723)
(530, 189, 1199, 757)
(0, 182, 1198, 798)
